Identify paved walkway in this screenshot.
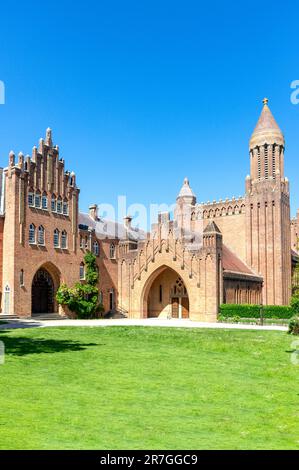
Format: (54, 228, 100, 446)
(0, 317, 288, 331)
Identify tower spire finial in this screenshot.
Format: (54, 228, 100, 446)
(249, 98, 284, 149)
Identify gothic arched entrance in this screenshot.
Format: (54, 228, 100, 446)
(31, 268, 55, 315)
(142, 266, 190, 319)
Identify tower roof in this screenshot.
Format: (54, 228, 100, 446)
(203, 221, 222, 234)
(249, 98, 284, 148)
(177, 177, 196, 200)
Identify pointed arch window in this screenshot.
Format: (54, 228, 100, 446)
(29, 224, 36, 244)
(42, 193, 48, 210)
(3, 284, 10, 315)
(54, 228, 60, 248)
(63, 200, 69, 216)
(93, 241, 99, 256)
(37, 225, 45, 245)
(35, 191, 41, 208)
(257, 148, 261, 180)
(28, 190, 34, 207)
(51, 195, 57, 212)
(109, 288, 115, 310)
(264, 144, 269, 179)
(79, 262, 85, 280)
(20, 269, 24, 287)
(272, 145, 276, 178)
(57, 197, 62, 214)
(110, 243, 116, 259)
(61, 230, 67, 249)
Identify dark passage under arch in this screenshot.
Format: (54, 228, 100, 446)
(32, 268, 55, 315)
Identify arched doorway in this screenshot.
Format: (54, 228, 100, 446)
(32, 268, 55, 315)
(143, 266, 190, 319)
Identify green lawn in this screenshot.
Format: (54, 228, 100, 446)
(0, 326, 298, 450)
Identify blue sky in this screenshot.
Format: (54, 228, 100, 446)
(0, 0, 298, 222)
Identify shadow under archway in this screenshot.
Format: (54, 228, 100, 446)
(141, 265, 189, 319)
(31, 262, 61, 316)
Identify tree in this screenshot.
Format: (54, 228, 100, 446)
(56, 252, 104, 318)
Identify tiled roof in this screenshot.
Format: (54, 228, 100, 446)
(222, 244, 260, 278)
(204, 221, 221, 233)
(78, 212, 146, 241)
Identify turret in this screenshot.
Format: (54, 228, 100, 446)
(175, 177, 196, 233)
(245, 98, 291, 305)
(248, 98, 285, 186)
(176, 177, 196, 206)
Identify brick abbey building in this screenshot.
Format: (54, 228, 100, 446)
(0, 99, 298, 321)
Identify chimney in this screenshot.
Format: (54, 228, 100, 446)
(158, 211, 170, 225)
(89, 204, 98, 220)
(124, 215, 132, 230)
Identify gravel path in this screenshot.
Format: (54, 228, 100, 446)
(0, 317, 288, 331)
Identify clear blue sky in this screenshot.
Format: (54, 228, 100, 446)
(0, 0, 298, 221)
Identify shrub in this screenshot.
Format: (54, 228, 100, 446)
(219, 304, 294, 320)
(56, 252, 104, 318)
(288, 316, 299, 335)
(232, 315, 240, 323)
(290, 294, 299, 315)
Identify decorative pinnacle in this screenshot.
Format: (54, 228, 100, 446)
(262, 97, 269, 106)
(45, 127, 52, 146)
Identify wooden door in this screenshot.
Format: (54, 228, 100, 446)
(172, 297, 179, 318)
(181, 297, 189, 318)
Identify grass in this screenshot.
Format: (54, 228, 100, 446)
(0, 326, 298, 450)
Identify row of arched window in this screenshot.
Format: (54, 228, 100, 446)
(29, 224, 68, 249)
(80, 236, 100, 256)
(202, 204, 246, 219)
(79, 238, 116, 259)
(28, 191, 69, 215)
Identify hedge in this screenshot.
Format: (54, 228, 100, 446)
(219, 304, 295, 319)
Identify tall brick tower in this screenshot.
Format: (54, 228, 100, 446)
(245, 98, 291, 305)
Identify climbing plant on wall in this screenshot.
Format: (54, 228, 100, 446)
(56, 252, 104, 318)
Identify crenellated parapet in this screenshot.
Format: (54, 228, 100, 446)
(199, 196, 246, 219)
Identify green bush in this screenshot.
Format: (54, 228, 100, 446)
(290, 294, 299, 315)
(56, 252, 104, 319)
(219, 304, 294, 319)
(288, 316, 299, 335)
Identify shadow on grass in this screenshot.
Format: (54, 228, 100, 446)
(0, 330, 98, 357)
(0, 320, 43, 330)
